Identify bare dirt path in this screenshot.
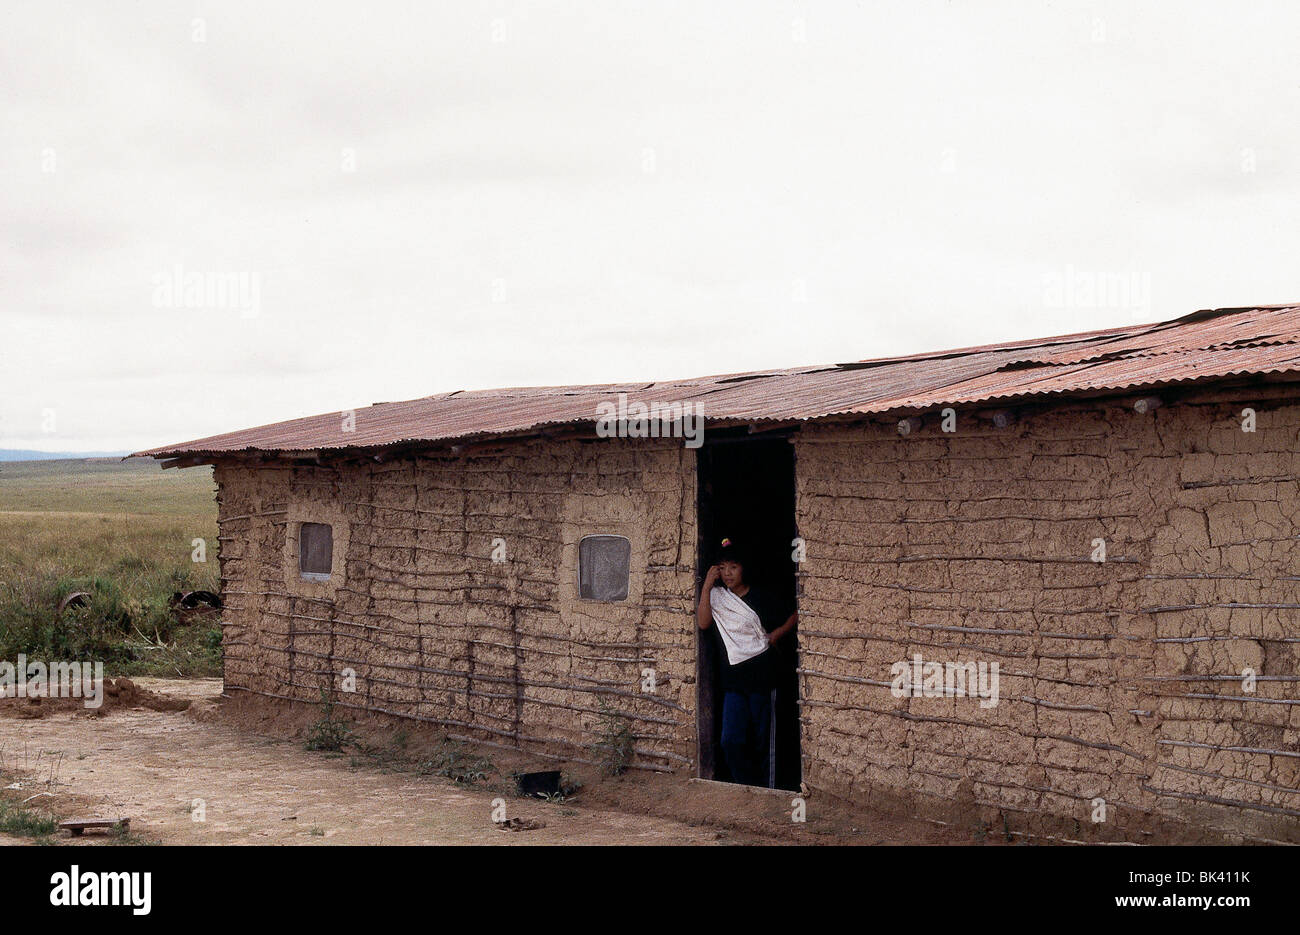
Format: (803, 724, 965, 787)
(0, 679, 761, 846)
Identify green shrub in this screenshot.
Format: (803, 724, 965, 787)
(592, 699, 635, 776)
(305, 694, 355, 752)
(417, 741, 494, 785)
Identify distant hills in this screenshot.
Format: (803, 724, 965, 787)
(0, 449, 132, 462)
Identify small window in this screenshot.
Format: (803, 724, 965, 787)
(579, 535, 631, 601)
(299, 522, 333, 581)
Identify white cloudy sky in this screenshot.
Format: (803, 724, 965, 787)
(3, 1, 1300, 452)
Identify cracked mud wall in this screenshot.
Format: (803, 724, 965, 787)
(214, 438, 697, 774)
(794, 387, 1300, 842)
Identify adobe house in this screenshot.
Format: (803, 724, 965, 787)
(136, 305, 1300, 842)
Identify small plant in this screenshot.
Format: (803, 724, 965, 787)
(309, 826, 325, 837)
(592, 699, 634, 777)
(0, 798, 57, 838)
(417, 740, 494, 785)
(347, 733, 409, 772)
(537, 772, 582, 802)
(304, 692, 355, 752)
(108, 823, 159, 846)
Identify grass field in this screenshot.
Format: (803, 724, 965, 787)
(0, 458, 221, 677)
(0, 457, 217, 515)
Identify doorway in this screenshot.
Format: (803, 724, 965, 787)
(695, 431, 801, 790)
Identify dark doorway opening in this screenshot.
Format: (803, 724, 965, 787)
(695, 432, 801, 791)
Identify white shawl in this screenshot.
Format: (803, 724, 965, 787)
(708, 586, 770, 666)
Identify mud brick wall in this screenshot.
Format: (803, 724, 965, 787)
(213, 437, 697, 773)
(794, 388, 1300, 842)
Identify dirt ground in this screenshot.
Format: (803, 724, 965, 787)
(0, 679, 986, 846)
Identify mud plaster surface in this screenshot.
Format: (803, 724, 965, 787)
(796, 392, 1300, 842)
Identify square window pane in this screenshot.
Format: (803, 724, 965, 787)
(579, 535, 630, 601)
(299, 522, 333, 578)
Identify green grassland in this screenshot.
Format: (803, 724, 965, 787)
(0, 457, 217, 515)
(0, 459, 221, 676)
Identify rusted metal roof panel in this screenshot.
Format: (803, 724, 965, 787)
(132, 305, 1300, 459)
(1002, 305, 1300, 366)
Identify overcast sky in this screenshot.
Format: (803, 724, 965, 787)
(3, 1, 1299, 452)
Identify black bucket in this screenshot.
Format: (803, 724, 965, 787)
(515, 770, 562, 798)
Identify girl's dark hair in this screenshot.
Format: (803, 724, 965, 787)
(716, 537, 746, 567)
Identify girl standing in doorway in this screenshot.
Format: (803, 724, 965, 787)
(696, 538, 798, 786)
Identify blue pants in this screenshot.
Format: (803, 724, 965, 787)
(721, 690, 773, 787)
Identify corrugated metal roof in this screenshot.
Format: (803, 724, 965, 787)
(133, 305, 1300, 459)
